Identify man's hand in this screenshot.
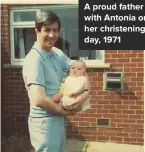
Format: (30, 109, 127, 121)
(58, 101, 81, 113)
(58, 106, 80, 116)
(63, 104, 81, 111)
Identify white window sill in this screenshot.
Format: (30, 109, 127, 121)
(3, 62, 110, 68)
(72, 60, 110, 68)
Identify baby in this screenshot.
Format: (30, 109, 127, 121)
(51, 60, 90, 111)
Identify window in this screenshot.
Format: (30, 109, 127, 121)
(10, 9, 40, 65)
(10, 5, 107, 67)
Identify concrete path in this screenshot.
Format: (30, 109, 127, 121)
(65, 139, 144, 152)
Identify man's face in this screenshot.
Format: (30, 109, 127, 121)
(36, 22, 59, 52)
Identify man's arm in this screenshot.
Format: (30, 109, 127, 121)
(51, 92, 63, 103)
(29, 84, 76, 116)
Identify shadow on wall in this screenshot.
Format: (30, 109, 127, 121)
(115, 83, 138, 100)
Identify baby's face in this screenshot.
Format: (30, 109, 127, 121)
(69, 62, 86, 77)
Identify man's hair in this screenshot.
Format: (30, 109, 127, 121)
(35, 11, 61, 32)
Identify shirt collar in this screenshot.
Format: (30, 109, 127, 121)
(32, 41, 55, 61)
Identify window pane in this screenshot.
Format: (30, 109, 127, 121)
(14, 28, 36, 58)
(45, 7, 103, 60)
(14, 11, 36, 22)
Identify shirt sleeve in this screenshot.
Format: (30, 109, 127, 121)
(84, 77, 89, 90)
(59, 83, 64, 95)
(24, 57, 45, 87)
(59, 53, 70, 78)
(62, 53, 71, 72)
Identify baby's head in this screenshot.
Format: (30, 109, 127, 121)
(69, 60, 87, 77)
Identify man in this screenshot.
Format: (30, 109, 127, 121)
(22, 11, 89, 152)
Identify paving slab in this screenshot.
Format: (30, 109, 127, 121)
(65, 139, 144, 152)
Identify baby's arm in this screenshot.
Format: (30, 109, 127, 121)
(70, 89, 83, 97)
(76, 76, 90, 102)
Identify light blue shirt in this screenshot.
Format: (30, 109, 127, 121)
(22, 41, 71, 117)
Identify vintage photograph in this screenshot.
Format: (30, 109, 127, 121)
(1, 1, 144, 152)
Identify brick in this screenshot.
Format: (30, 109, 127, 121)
(79, 122, 90, 127)
(124, 63, 137, 67)
(106, 50, 117, 53)
(124, 68, 131, 72)
(90, 100, 98, 104)
(105, 54, 111, 58)
(116, 105, 129, 109)
(105, 58, 117, 63)
(110, 110, 121, 114)
(129, 115, 142, 119)
(97, 100, 110, 104)
(105, 132, 117, 137)
(117, 132, 129, 137)
(135, 100, 143, 105)
(97, 109, 109, 113)
(91, 95, 103, 100)
(73, 117, 84, 121)
(111, 54, 124, 58)
(137, 120, 144, 124)
(122, 110, 135, 114)
(111, 137, 123, 141)
(118, 50, 132, 53)
(131, 68, 143, 72)
(137, 139, 144, 143)
(136, 110, 144, 114)
(91, 105, 103, 109)
(103, 113, 115, 118)
(137, 73, 144, 77)
(115, 95, 128, 100)
(131, 50, 143, 53)
(137, 63, 144, 67)
(98, 136, 109, 140)
(84, 118, 96, 122)
(90, 90, 97, 95)
(136, 129, 144, 134)
(124, 54, 137, 58)
(122, 100, 136, 105)
(86, 109, 96, 113)
(104, 96, 116, 100)
(112, 119, 122, 123)
(124, 138, 136, 142)
(123, 119, 136, 123)
(118, 59, 130, 62)
(116, 114, 129, 119)
(117, 123, 130, 128)
(125, 73, 136, 77)
(111, 63, 123, 68)
(110, 100, 122, 104)
(124, 82, 136, 87)
(130, 133, 143, 138)
(130, 105, 143, 110)
(103, 105, 115, 109)
(131, 58, 144, 62)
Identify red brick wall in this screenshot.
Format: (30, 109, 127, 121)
(2, 5, 144, 145)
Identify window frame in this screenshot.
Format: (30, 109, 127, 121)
(9, 5, 109, 68)
(10, 8, 40, 65)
